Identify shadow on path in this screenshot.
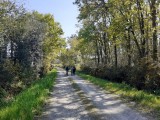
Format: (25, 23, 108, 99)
(37, 68, 154, 120)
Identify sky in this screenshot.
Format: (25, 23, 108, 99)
(18, 0, 79, 38)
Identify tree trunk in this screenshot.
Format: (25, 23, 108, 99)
(127, 30, 131, 66)
(114, 44, 118, 68)
(131, 29, 142, 58)
(150, 0, 158, 61)
(136, 0, 146, 57)
(96, 39, 100, 65)
(11, 40, 14, 59)
(114, 40, 118, 68)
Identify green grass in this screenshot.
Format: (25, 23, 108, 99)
(0, 69, 57, 120)
(77, 71, 160, 115)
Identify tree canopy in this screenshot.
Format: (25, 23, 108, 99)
(0, 0, 65, 97)
(64, 0, 160, 92)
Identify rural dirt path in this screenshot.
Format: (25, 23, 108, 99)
(38, 68, 154, 120)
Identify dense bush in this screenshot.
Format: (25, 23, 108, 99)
(0, 60, 20, 90)
(80, 65, 92, 74)
(0, 0, 64, 105)
(81, 64, 129, 83)
(129, 58, 160, 92)
(0, 69, 57, 120)
(80, 58, 160, 94)
(0, 60, 39, 97)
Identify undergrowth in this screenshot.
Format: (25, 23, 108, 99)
(0, 69, 57, 120)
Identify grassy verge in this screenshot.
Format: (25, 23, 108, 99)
(77, 71, 160, 117)
(0, 69, 57, 120)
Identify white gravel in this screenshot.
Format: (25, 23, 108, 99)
(37, 68, 155, 120)
(38, 70, 91, 120)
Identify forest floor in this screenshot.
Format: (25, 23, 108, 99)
(37, 68, 156, 120)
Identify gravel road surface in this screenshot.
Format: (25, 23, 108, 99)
(38, 68, 154, 120)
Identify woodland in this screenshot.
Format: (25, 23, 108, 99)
(0, 0, 160, 113)
(0, 0, 65, 106)
(60, 0, 160, 94)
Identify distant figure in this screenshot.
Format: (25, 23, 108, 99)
(71, 66, 74, 76)
(72, 66, 76, 75)
(65, 66, 69, 76)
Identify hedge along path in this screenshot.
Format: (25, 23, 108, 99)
(39, 68, 154, 120)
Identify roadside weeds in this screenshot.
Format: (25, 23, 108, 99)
(0, 69, 57, 120)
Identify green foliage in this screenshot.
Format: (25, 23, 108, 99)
(0, 60, 21, 87)
(37, 13, 66, 72)
(59, 36, 80, 66)
(80, 60, 160, 93)
(0, 69, 57, 120)
(0, 0, 65, 100)
(81, 64, 129, 83)
(73, 0, 160, 101)
(129, 58, 160, 92)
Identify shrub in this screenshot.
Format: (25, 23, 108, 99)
(0, 59, 41, 99)
(81, 64, 129, 83)
(0, 69, 57, 120)
(143, 59, 160, 91)
(127, 58, 160, 91)
(80, 58, 160, 94)
(80, 64, 92, 74)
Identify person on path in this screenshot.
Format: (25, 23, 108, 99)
(71, 66, 73, 76)
(72, 66, 76, 75)
(65, 66, 69, 76)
